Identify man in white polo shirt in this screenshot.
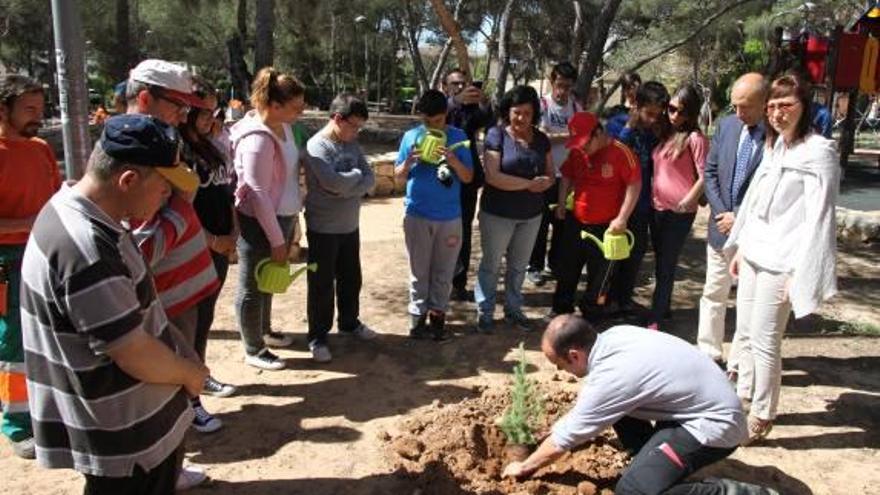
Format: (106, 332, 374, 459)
(502, 315, 758, 494)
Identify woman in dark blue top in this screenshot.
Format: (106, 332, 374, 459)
(475, 85, 554, 332)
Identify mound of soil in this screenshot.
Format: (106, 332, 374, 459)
(384, 386, 629, 494)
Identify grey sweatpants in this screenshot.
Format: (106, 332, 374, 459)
(404, 215, 463, 316)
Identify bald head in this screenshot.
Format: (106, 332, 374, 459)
(542, 314, 598, 358)
(731, 73, 767, 127)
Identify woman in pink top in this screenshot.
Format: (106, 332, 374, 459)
(230, 68, 306, 371)
(648, 84, 709, 329)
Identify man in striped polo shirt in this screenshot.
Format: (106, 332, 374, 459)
(19, 114, 208, 494)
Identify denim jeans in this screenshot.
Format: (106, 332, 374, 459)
(234, 212, 295, 356)
(650, 209, 696, 322)
(475, 211, 542, 317)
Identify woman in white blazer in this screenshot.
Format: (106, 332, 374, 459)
(725, 72, 839, 444)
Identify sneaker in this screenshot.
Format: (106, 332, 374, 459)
(409, 314, 430, 339)
(264, 331, 295, 348)
(203, 376, 236, 398)
(244, 348, 286, 371)
(348, 323, 377, 341)
(450, 287, 475, 302)
(428, 311, 449, 341)
(526, 269, 545, 287)
(10, 436, 35, 460)
(476, 314, 494, 334)
(192, 404, 223, 433)
(504, 311, 532, 331)
(310, 342, 332, 363)
(542, 267, 557, 280)
(176, 465, 207, 491)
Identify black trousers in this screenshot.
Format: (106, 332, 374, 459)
(306, 229, 363, 345)
(194, 251, 230, 361)
(609, 208, 651, 307)
(528, 179, 563, 273)
(552, 217, 610, 315)
(452, 182, 479, 291)
(613, 416, 736, 495)
(83, 448, 178, 495)
(649, 210, 696, 323)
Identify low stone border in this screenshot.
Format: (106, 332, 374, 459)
(836, 207, 880, 245)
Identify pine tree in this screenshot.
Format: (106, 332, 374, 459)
(499, 342, 544, 446)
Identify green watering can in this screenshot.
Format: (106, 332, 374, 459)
(416, 128, 470, 165)
(580, 229, 635, 261)
(548, 192, 575, 212)
(255, 259, 318, 294)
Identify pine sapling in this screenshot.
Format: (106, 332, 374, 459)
(499, 342, 544, 446)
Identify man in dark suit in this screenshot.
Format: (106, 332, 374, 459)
(697, 73, 767, 369)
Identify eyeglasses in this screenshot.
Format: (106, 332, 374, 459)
(150, 88, 191, 116)
(667, 104, 682, 115)
(766, 101, 799, 114)
(341, 118, 364, 133)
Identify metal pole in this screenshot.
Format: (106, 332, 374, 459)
(51, 0, 91, 180)
(364, 31, 369, 102)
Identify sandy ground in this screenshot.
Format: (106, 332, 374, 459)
(2, 197, 878, 495)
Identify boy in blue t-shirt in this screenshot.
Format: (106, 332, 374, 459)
(395, 90, 473, 340)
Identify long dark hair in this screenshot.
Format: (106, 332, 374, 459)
(765, 72, 812, 148)
(658, 84, 703, 158)
(180, 78, 226, 172)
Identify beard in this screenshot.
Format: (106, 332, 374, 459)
(18, 121, 41, 138)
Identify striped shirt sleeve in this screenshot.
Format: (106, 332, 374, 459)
(62, 258, 145, 354)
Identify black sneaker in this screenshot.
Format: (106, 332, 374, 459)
(409, 314, 431, 340)
(203, 376, 236, 397)
(428, 311, 448, 341)
(244, 348, 286, 370)
(450, 287, 475, 302)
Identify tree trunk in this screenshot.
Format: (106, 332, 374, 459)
(254, 0, 274, 71)
(227, 33, 252, 101)
(429, 0, 470, 77)
(428, 0, 467, 89)
(570, 0, 585, 65)
(115, 0, 131, 81)
(403, 0, 429, 96)
(494, 0, 518, 104)
(574, 0, 622, 103)
(429, 38, 454, 89)
(237, 0, 247, 39)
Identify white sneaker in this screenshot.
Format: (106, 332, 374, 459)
(175, 465, 207, 491)
(191, 404, 223, 433)
(349, 323, 377, 340)
(310, 343, 333, 363)
(263, 331, 295, 348)
(244, 348, 286, 371)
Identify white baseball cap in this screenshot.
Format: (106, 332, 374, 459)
(129, 59, 208, 109)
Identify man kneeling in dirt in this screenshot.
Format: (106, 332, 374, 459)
(503, 315, 764, 494)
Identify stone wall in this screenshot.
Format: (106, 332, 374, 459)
(367, 152, 406, 197)
(837, 207, 880, 245)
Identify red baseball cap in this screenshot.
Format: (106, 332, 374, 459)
(565, 112, 600, 150)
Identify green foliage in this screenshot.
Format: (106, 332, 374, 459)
(742, 38, 768, 73)
(499, 342, 544, 446)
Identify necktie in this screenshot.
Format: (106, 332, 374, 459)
(731, 127, 754, 200)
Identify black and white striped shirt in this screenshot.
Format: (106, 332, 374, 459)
(20, 184, 193, 477)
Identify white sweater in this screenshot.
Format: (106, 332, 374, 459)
(724, 133, 839, 318)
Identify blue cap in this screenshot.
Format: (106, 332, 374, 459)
(100, 114, 198, 192)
